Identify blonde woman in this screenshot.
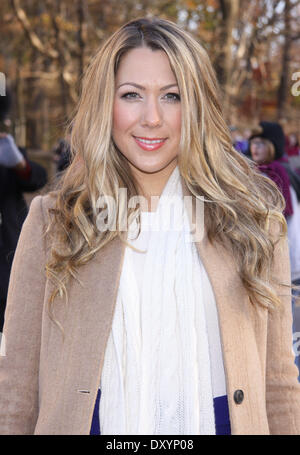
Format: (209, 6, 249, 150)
(0, 17, 300, 436)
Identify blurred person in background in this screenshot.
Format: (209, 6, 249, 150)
(0, 88, 48, 331)
(52, 136, 71, 174)
(249, 122, 293, 218)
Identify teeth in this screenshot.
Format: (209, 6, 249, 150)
(136, 138, 164, 144)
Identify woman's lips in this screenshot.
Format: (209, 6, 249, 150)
(133, 136, 167, 151)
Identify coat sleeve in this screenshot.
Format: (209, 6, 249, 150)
(266, 225, 300, 434)
(0, 195, 46, 434)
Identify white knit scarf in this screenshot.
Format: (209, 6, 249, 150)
(99, 166, 216, 435)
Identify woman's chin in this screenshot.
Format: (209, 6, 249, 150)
(129, 159, 177, 175)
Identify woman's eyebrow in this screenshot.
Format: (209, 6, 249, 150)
(116, 82, 178, 91)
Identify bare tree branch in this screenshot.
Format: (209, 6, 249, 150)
(10, 0, 59, 59)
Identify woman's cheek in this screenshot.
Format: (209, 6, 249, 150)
(113, 101, 139, 132)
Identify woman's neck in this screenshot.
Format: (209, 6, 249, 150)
(130, 159, 178, 212)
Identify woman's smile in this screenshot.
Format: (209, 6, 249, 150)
(133, 135, 168, 151)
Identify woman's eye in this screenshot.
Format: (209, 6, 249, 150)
(165, 92, 180, 102)
(121, 92, 139, 99)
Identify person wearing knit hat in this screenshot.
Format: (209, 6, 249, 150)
(249, 121, 293, 217)
(249, 121, 286, 160)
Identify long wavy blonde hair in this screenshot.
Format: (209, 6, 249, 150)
(45, 16, 288, 327)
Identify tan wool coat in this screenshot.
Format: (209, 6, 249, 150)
(0, 177, 300, 435)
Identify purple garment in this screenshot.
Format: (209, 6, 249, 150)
(258, 160, 293, 217)
(234, 139, 249, 154)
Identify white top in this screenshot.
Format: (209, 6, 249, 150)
(127, 209, 227, 399)
(126, 211, 155, 297)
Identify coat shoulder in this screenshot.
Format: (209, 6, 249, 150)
(28, 192, 59, 238)
(35, 191, 59, 223)
(40, 191, 59, 210)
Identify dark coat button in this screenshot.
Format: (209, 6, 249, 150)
(234, 389, 244, 404)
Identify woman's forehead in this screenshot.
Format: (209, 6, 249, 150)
(115, 48, 177, 86)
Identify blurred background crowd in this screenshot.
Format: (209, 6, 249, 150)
(0, 0, 300, 373)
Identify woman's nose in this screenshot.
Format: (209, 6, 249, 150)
(140, 98, 163, 127)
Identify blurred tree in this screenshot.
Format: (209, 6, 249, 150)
(0, 0, 299, 152)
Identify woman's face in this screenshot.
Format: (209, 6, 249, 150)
(112, 47, 181, 177)
(250, 138, 271, 164)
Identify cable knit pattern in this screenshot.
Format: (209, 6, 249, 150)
(99, 166, 220, 435)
